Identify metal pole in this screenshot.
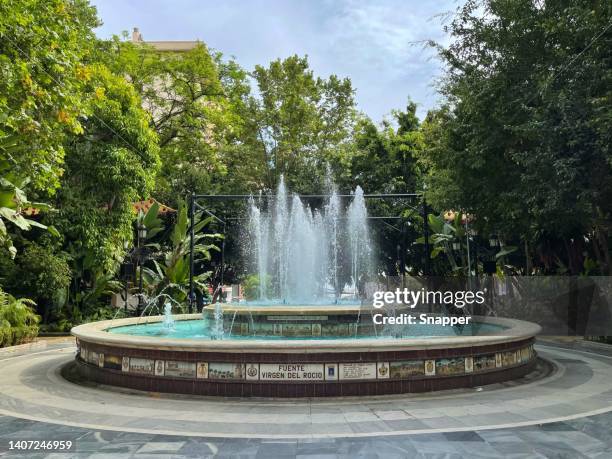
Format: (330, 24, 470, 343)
(124, 276, 128, 315)
(400, 220, 407, 287)
(220, 222, 226, 287)
(136, 230, 142, 316)
(465, 218, 472, 277)
(188, 192, 195, 313)
(422, 195, 431, 276)
(465, 216, 473, 299)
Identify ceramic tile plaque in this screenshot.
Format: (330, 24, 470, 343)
(104, 354, 122, 371)
(501, 351, 517, 366)
(436, 358, 464, 376)
(259, 363, 324, 381)
(121, 356, 130, 372)
(129, 358, 154, 375)
(474, 354, 496, 372)
(208, 363, 245, 379)
(246, 363, 259, 380)
(165, 361, 196, 378)
(324, 363, 338, 381)
(390, 360, 425, 378)
(465, 356, 474, 373)
(154, 360, 165, 376)
(339, 362, 376, 380)
(377, 362, 390, 379)
(425, 359, 436, 376)
(196, 362, 209, 379)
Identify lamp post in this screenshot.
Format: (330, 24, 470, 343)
(136, 223, 147, 316)
(119, 261, 134, 314)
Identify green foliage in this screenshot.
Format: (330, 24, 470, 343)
(7, 243, 71, 322)
(0, 287, 40, 347)
(99, 38, 235, 205)
(242, 274, 272, 301)
(142, 200, 221, 305)
(0, 0, 99, 194)
(425, 0, 612, 274)
(337, 103, 425, 275)
(0, 161, 58, 258)
(53, 63, 160, 272)
(248, 55, 356, 192)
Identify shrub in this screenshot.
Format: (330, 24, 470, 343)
(0, 288, 40, 347)
(9, 243, 71, 324)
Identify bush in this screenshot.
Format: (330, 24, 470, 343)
(0, 288, 40, 347)
(9, 243, 71, 324)
(242, 274, 272, 301)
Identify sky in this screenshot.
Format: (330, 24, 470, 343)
(91, 0, 458, 123)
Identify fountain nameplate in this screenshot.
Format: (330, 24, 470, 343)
(257, 363, 325, 381)
(267, 315, 328, 321)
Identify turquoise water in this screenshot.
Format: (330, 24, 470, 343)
(107, 319, 506, 340)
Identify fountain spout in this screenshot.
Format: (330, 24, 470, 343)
(162, 303, 175, 331)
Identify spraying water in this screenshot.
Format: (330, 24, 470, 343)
(246, 175, 374, 303)
(162, 303, 175, 331)
(211, 303, 224, 339)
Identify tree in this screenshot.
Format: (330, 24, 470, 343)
(52, 63, 160, 281)
(99, 38, 240, 205)
(0, 0, 98, 194)
(0, 0, 98, 256)
(248, 55, 356, 192)
(340, 103, 425, 275)
(425, 0, 612, 274)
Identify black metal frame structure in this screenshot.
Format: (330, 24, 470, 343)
(187, 192, 431, 312)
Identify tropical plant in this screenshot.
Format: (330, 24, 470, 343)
(418, 212, 518, 275)
(142, 200, 221, 306)
(0, 287, 40, 347)
(419, 213, 468, 273)
(0, 158, 59, 258)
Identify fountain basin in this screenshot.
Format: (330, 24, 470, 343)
(71, 308, 540, 397)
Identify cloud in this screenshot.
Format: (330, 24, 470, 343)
(92, 0, 458, 122)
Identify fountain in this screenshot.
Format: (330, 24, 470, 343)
(245, 176, 372, 304)
(161, 303, 175, 332)
(71, 177, 540, 397)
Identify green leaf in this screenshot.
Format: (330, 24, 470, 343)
(495, 246, 517, 259)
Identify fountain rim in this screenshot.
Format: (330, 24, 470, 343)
(71, 313, 541, 354)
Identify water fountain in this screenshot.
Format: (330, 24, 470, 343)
(161, 303, 175, 332)
(245, 176, 372, 304)
(72, 178, 540, 397)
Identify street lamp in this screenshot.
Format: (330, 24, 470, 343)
(137, 223, 148, 242)
(489, 235, 500, 247)
(452, 241, 461, 251)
